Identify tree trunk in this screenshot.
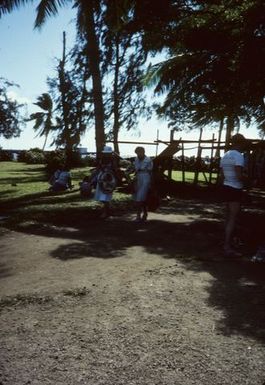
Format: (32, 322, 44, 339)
(42, 134, 48, 151)
(215, 117, 224, 158)
(225, 115, 234, 150)
(112, 33, 120, 155)
(84, 1, 105, 154)
(59, 31, 72, 162)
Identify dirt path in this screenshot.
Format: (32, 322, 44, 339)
(0, 201, 265, 385)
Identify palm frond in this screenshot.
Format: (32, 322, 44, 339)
(34, 93, 53, 111)
(0, 0, 33, 18)
(34, 0, 71, 28)
(28, 112, 45, 133)
(143, 62, 164, 89)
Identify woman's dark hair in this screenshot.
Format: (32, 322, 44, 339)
(135, 146, 145, 154)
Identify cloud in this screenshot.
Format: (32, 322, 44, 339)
(7, 90, 32, 105)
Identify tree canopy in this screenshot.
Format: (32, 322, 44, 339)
(1, 0, 265, 148)
(138, 0, 265, 139)
(0, 78, 23, 140)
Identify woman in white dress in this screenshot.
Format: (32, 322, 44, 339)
(134, 147, 153, 222)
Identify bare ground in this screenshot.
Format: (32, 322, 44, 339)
(0, 195, 265, 385)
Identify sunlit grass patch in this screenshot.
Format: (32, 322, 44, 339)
(0, 162, 132, 228)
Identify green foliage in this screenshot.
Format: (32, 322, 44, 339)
(101, 3, 150, 152)
(47, 33, 93, 157)
(17, 148, 46, 164)
(27, 92, 55, 150)
(44, 149, 85, 175)
(0, 161, 132, 228)
(44, 150, 66, 175)
(140, 0, 265, 139)
(0, 148, 13, 161)
(17, 150, 28, 163)
(0, 77, 24, 139)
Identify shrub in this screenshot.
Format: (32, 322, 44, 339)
(17, 150, 27, 162)
(66, 150, 84, 168)
(20, 148, 46, 164)
(81, 155, 97, 167)
(0, 148, 13, 161)
(45, 150, 66, 175)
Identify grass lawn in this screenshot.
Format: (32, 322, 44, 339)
(0, 162, 131, 226)
(169, 170, 217, 184)
(0, 161, 218, 228)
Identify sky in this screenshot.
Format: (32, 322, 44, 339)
(0, 2, 261, 157)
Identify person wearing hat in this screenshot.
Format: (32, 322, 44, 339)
(94, 145, 118, 219)
(133, 146, 153, 222)
(220, 133, 249, 256)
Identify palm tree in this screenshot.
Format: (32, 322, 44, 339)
(28, 93, 54, 150)
(0, 0, 106, 153)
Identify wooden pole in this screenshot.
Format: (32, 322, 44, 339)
(156, 129, 159, 157)
(182, 142, 185, 183)
(168, 129, 174, 179)
(194, 128, 203, 185)
(209, 133, 215, 184)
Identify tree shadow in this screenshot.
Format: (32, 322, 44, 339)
(42, 214, 265, 344)
(0, 188, 82, 212)
(179, 256, 265, 343)
(0, 175, 47, 184)
(0, 190, 15, 198)
(2, 190, 265, 344)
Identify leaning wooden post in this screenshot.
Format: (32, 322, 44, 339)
(194, 128, 203, 185)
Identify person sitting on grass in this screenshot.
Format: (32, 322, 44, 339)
(50, 165, 72, 192)
(79, 176, 93, 198)
(48, 167, 61, 187)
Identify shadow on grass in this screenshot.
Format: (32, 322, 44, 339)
(9, 166, 46, 173)
(0, 176, 47, 185)
(0, 188, 83, 211)
(0, 190, 16, 198)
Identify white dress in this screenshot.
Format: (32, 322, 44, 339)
(134, 156, 153, 202)
(94, 165, 116, 202)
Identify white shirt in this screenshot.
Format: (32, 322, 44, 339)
(220, 150, 244, 189)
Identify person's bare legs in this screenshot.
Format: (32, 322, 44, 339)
(136, 201, 148, 221)
(224, 201, 241, 252)
(142, 203, 148, 221)
(136, 202, 142, 221)
(100, 201, 110, 219)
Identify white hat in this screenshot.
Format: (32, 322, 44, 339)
(102, 145, 113, 153)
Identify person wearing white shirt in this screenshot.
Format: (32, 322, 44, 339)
(220, 134, 248, 256)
